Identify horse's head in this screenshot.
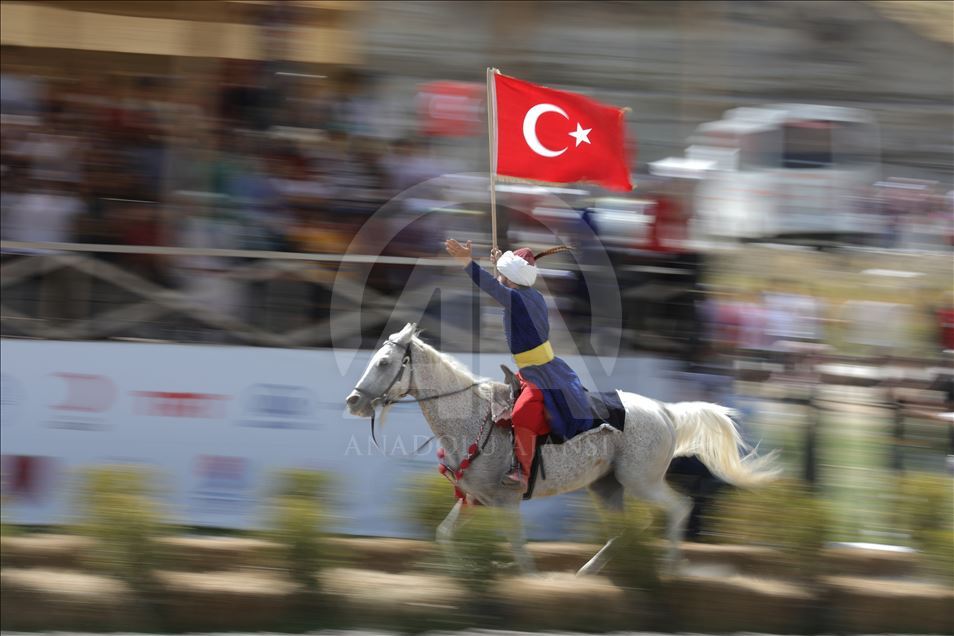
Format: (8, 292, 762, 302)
(345, 323, 417, 418)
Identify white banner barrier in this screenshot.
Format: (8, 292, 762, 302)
(0, 339, 681, 538)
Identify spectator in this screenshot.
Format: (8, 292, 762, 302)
(840, 297, 915, 359)
(935, 292, 954, 353)
(19, 117, 86, 185)
(4, 178, 84, 247)
(0, 167, 25, 243)
(168, 191, 247, 329)
(763, 282, 824, 348)
(114, 201, 170, 286)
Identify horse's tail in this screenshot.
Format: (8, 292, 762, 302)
(668, 402, 780, 487)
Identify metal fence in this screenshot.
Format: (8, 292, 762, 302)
(1, 241, 466, 349)
(0, 239, 708, 355)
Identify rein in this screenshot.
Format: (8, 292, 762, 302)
(358, 339, 488, 447)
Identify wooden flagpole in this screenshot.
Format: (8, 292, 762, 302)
(486, 67, 499, 275)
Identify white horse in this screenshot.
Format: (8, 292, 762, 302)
(346, 323, 779, 574)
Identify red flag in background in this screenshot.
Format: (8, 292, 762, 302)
(493, 73, 633, 191)
(418, 81, 483, 137)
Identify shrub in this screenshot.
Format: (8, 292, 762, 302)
(894, 472, 953, 544)
(403, 473, 459, 536)
(894, 473, 954, 583)
(919, 529, 954, 584)
(265, 469, 332, 589)
(588, 498, 661, 593)
(74, 465, 168, 586)
(706, 479, 831, 579)
(447, 506, 511, 593)
(403, 474, 509, 592)
(0, 497, 19, 537)
(0, 497, 20, 567)
(274, 469, 333, 501)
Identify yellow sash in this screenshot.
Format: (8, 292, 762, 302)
(513, 340, 555, 368)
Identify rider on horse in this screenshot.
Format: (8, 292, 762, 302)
(445, 239, 592, 488)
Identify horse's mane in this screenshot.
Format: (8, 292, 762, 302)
(411, 336, 501, 402)
(411, 335, 481, 382)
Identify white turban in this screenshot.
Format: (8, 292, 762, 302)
(496, 250, 538, 286)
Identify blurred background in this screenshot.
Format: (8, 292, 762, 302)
(0, 1, 952, 633)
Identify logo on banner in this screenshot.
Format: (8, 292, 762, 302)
(0, 455, 57, 503)
(133, 391, 229, 419)
(1, 374, 23, 427)
(190, 455, 252, 515)
(47, 373, 116, 430)
(239, 384, 316, 429)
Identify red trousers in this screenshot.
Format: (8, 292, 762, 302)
(508, 373, 550, 480)
(511, 373, 551, 435)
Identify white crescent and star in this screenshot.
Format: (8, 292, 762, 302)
(569, 122, 592, 147)
(522, 103, 591, 157)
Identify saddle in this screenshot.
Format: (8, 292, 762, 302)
(498, 365, 626, 499)
(498, 364, 627, 440)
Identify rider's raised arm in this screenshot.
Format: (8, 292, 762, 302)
(465, 261, 512, 308)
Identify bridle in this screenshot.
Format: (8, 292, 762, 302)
(351, 338, 414, 410)
(353, 338, 486, 446)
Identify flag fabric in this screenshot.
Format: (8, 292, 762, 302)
(492, 72, 633, 191)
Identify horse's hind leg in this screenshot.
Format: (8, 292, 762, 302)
(628, 478, 692, 573)
(496, 505, 537, 574)
(577, 473, 624, 576)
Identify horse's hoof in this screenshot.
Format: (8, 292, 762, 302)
(500, 477, 527, 489)
(662, 557, 690, 577)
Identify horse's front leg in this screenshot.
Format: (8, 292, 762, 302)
(436, 499, 471, 561)
(496, 505, 537, 574)
(436, 500, 465, 549)
(577, 535, 620, 576)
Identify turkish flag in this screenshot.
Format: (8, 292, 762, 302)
(493, 73, 633, 191)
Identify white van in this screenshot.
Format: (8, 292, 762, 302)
(673, 104, 881, 242)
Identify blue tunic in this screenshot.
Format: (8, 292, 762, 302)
(465, 261, 592, 439)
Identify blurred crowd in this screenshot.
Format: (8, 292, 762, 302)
(0, 64, 455, 278)
(700, 281, 954, 364)
(3, 62, 952, 271)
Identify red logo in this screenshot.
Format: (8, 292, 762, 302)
(51, 373, 116, 412)
(133, 392, 228, 418)
(195, 455, 248, 487)
(1, 455, 56, 503)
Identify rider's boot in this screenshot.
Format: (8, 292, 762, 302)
(503, 425, 536, 488)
